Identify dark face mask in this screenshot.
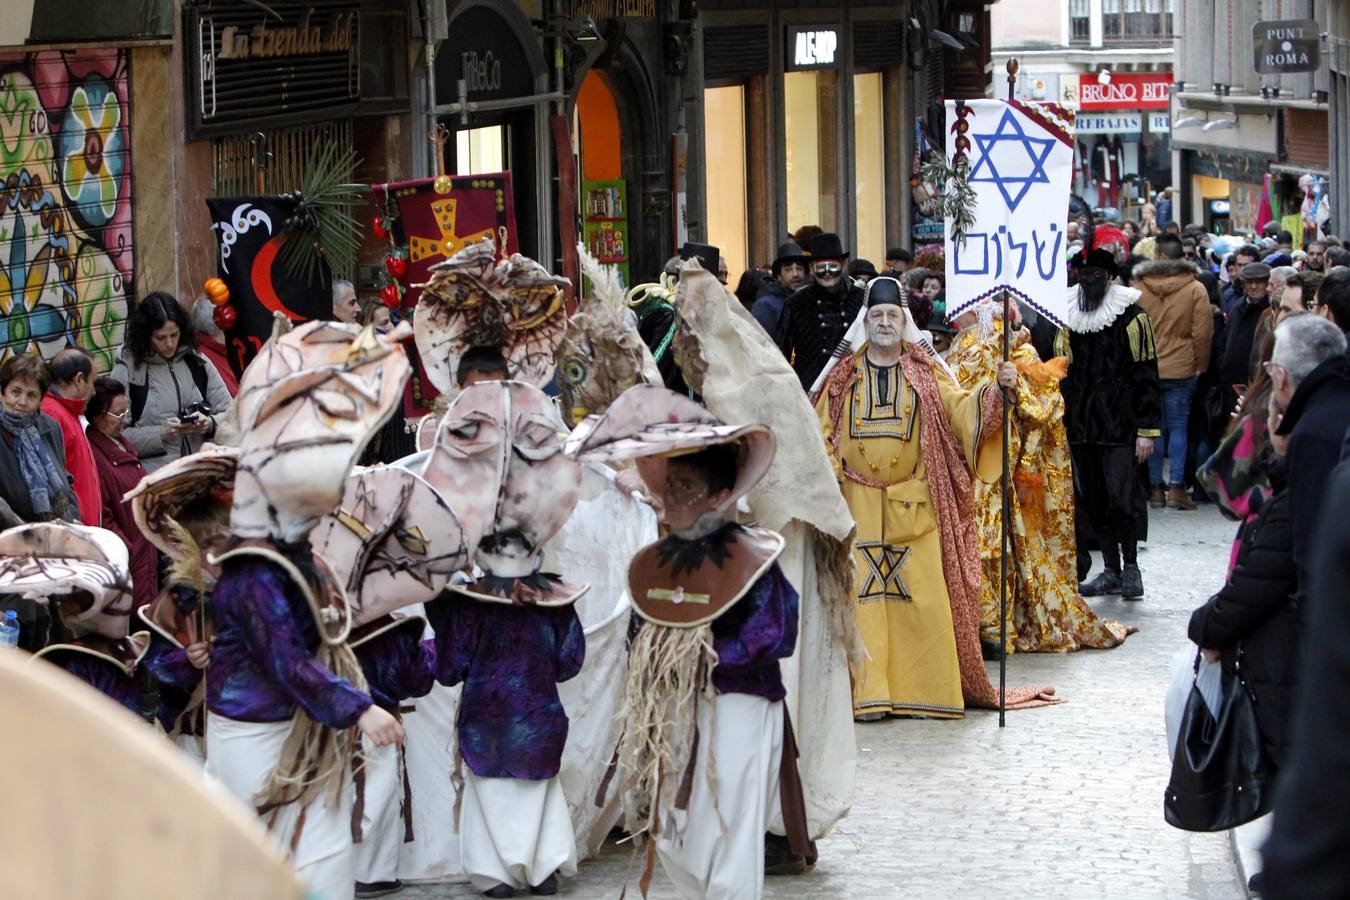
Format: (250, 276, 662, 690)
(1078, 268, 1109, 311)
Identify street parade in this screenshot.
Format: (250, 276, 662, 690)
(2, 2, 1350, 899)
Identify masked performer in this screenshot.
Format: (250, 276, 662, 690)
(814, 277, 1056, 717)
(1056, 248, 1162, 600)
(125, 445, 237, 760)
(203, 322, 412, 900)
(565, 385, 807, 900)
(667, 258, 860, 868)
(947, 302, 1134, 653)
(0, 522, 147, 713)
(424, 380, 588, 898)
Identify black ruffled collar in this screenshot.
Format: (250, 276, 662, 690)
(655, 522, 746, 578)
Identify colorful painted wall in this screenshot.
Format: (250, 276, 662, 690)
(0, 48, 133, 372)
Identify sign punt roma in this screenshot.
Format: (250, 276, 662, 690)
(943, 99, 1076, 328)
(206, 196, 334, 377)
(372, 173, 519, 417)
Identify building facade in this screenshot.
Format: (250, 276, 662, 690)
(990, 0, 1174, 219)
(1172, 0, 1329, 235)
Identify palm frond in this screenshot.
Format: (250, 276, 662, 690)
(918, 151, 978, 249)
(278, 142, 367, 286)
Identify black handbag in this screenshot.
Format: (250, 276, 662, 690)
(1165, 648, 1275, 832)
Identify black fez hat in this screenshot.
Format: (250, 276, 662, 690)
(680, 241, 721, 276)
(864, 276, 907, 308)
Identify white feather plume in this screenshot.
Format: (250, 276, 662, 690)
(576, 242, 626, 317)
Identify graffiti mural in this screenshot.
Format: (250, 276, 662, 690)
(0, 48, 133, 372)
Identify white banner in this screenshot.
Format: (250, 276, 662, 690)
(944, 99, 1076, 327)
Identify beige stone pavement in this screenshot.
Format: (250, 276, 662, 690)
(401, 503, 1246, 900)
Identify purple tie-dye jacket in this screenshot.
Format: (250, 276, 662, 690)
(206, 556, 372, 730)
(354, 627, 437, 711)
(58, 655, 144, 716)
(709, 561, 799, 701)
(427, 595, 585, 780)
(144, 633, 204, 734)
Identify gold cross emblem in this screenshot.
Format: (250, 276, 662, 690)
(408, 198, 495, 264)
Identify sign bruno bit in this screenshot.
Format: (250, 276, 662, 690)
(786, 26, 840, 71)
(1253, 19, 1322, 74)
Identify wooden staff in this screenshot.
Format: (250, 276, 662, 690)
(999, 56, 1020, 727)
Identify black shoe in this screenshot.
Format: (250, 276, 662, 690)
(765, 832, 810, 876)
(356, 882, 403, 899)
(1079, 569, 1122, 596)
(1121, 564, 1144, 600)
(853, 710, 885, 723)
(484, 885, 515, 899)
(1248, 871, 1265, 895)
(529, 873, 558, 896)
(980, 637, 1003, 661)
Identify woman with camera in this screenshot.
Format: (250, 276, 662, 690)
(111, 292, 233, 473)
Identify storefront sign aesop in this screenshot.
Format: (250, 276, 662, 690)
(436, 5, 535, 104)
(785, 26, 840, 71)
(186, 2, 361, 139)
(1253, 19, 1321, 74)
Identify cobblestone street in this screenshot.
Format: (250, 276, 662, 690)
(403, 503, 1246, 900)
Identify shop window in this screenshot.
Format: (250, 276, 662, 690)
(212, 120, 353, 195)
(852, 72, 885, 267)
(454, 126, 506, 176)
(784, 69, 840, 235)
(704, 84, 749, 282)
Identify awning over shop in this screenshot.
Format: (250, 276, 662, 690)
(29, 0, 173, 42)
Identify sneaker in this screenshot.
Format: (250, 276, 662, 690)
(483, 885, 515, 899)
(1149, 485, 1165, 508)
(529, 873, 559, 896)
(765, 833, 810, 876)
(355, 882, 403, 899)
(1168, 485, 1196, 510)
(1121, 565, 1144, 600)
(1079, 569, 1122, 596)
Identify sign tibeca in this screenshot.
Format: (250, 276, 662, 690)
(785, 26, 840, 71)
(1076, 72, 1172, 110)
(1253, 19, 1321, 74)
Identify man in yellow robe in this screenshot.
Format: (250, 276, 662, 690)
(815, 277, 1032, 720)
(947, 303, 1134, 654)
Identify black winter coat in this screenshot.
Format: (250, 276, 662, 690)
(1187, 476, 1299, 767)
(1262, 460, 1350, 898)
(1275, 353, 1350, 604)
(776, 280, 865, 390)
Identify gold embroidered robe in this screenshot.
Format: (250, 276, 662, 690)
(817, 349, 999, 717)
(948, 326, 1133, 653)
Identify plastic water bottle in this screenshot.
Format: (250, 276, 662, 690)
(0, 609, 18, 648)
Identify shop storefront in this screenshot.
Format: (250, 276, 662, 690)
(1070, 71, 1172, 212)
(435, 0, 553, 265)
(1172, 99, 1279, 234)
(700, 5, 908, 277)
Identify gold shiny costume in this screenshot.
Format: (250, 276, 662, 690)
(948, 324, 1133, 653)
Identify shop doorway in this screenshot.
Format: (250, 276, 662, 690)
(441, 107, 541, 259)
(575, 71, 632, 288)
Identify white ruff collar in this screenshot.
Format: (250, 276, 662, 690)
(1063, 283, 1140, 334)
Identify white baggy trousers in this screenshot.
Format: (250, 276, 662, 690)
(207, 713, 355, 900)
(656, 692, 784, 900)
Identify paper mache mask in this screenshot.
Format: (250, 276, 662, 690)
(420, 380, 584, 602)
(414, 237, 571, 391)
(564, 383, 775, 517)
(0, 523, 134, 638)
(309, 464, 470, 626)
(229, 321, 412, 543)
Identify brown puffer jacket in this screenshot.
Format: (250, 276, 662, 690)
(1134, 258, 1214, 379)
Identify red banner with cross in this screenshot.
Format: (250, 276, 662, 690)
(372, 173, 519, 416)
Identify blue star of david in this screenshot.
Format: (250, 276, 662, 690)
(967, 109, 1055, 211)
